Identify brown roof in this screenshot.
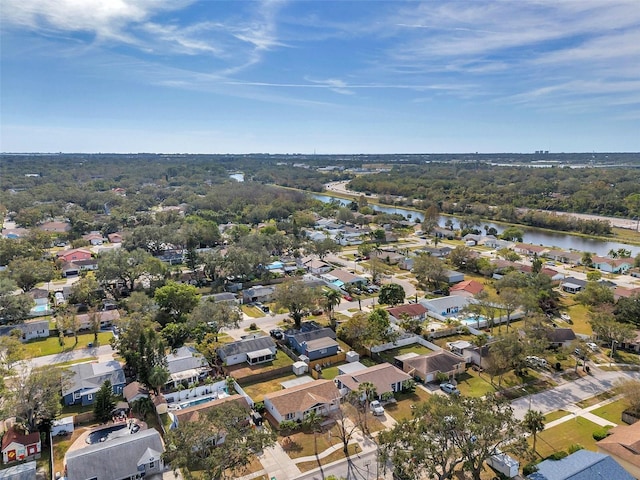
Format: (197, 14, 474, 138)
(597, 422, 640, 467)
(123, 381, 148, 403)
(152, 393, 167, 406)
(403, 351, 464, 376)
(328, 269, 362, 283)
(174, 395, 250, 425)
(304, 336, 339, 351)
(264, 380, 339, 417)
(1, 426, 40, 451)
(335, 363, 411, 395)
(386, 303, 428, 319)
(76, 310, 120, 324)
(450, 280, 484, 295)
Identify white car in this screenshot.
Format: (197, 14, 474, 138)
(370, 400, 385, 416)
(560, 313, 571, 321)
(440, 383, 460, 395)
(586, 342, 599, 352)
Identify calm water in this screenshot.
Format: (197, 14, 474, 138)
(311, 194, 640, 257)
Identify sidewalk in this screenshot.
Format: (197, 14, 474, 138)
(544, 394, 623, 429)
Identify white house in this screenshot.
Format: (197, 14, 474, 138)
(263, 379, 340, 424)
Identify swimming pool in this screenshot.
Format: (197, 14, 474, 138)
(85, 424, 137, 444)
(172, 391, 229, 410)
(30, 304, 50, 314)
(459, 315, 487, 327)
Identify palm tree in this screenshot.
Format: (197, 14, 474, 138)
(354, 381, 377, 435)
(471, 333, 489, 369)
(322, 289, 342, 327)
(147, 366, 170, 395)
(523, 409, 545, 454)
(302, 410, 323, 454)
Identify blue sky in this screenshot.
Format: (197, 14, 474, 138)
(1, 0, 639, 154)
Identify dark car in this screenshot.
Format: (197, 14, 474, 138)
(270, 329, 284, 340)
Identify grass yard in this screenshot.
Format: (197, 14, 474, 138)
(431, 334, 477, 349)
(53, 426, 89, 475)
(544, 410, 570, 423)
(279, 427, 342, 459)
(225, 350, 295, 380)
(532, 417, 600, 459)
(240, 374, 298, 401)
(577, 390, 619, 409)
(590, 399, 627, 425)
(559, 302, 592, 336)
(241, 305, 265, 318)
(455, 371, 496, 398)
(378, 344, 433, 364)
(612, 350, 640, 365)
(385, 388, 432, 422)
(296, 444, 360, 473)
(319, 364, 343, 380)
(23, 331, 113, 358)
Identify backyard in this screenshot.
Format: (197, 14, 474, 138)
(239, 374, 299, 401)
(377, 343, 433, 364)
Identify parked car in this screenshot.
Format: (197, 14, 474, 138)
(586, 342, 599, 352)
(440, 383, 460, 395)
(343, 294, 353, 301)
(269, 329, 284, 340)
(370, 400, 385, 416)
(560, 313, 571, 321)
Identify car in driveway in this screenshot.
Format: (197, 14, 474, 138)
(586, 342, 599, 352)
(440, 383, 460, 395)
(370, 400, 385, 416)
(269, 329, 284, 340)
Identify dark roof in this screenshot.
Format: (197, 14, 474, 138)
(528, 449, 633, 480)
(546, 328, 576, 343)
(218, 336, 276, 357)
(289, 327, 336, 344)
(561, 277, 588, 288)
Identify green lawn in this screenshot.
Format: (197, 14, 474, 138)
(241, 305, 265, 318)
(544, 410, 570, 423)
(240, 374, 298, 401)
(455, 371, 496, 398)
(590, 399, 627, 425)
(385, 388, 432, 422)
(296, 444, 360, 473)
(378, 344, 433, 364)
(22, 331, 113, 358)
(319, 364, 342, 380)
(533, 416, 600, 459)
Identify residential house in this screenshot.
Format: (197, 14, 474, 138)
(27, 288, 49, 316)
(263, 379, 340, 424)
(60, 258, 99, 277)
(546, 328, 576, 348)
(321, 269, 367, 289)
(242, 285, 276, 304)
(64, 428, 164, 480)
(540, 267, 565, 282)
(449, 280, 484, 298)
(287, 328, 339, 360)
(0, 319, 49, 341)
(614, 286, 640, 301)
(447, 340, 489, 367)
(620, 330, 640, 353)
(592, 256, 634, 274)
(63, 360, 125, 406)
(514, 243, 548, 257)
(302, 258, 333, 274)
(400, 351, 465, 383)
(560, 277, 588, 294)
(82, 231, 105, 245)
(75, 309, 120, 331)
(544, 250, 582, 265)
(597, 420, 640, 478)
(335, 363, 411, 399)
(399, 256, 414, 271)
(39, 221, 70, 234)
(123, 381, 149, 404)
(444, 269, 465, 284)
(1, 228, 29, 240)
(371, 250, 405, 265)
(1, 427, 41, 464)
(56, 248, 92, 263)
(386, 303, 428, 323)
(433, 227, 455, 240)
(217, 336, 277, 366)
(165, 346, 209, 390)
(107, 232, 123, 243)
(170, 394, 251, 430)
(419, 295, 472, 321)
(630, 268, 640, 279)
(419, 246, 452, 258)
(208, 292, 240, 305)
(0, 460, 36, 478)
(527, 449, 633, 480)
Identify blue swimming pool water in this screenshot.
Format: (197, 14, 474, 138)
(459, 315, 486, 326)
(31, 304, 49, 313)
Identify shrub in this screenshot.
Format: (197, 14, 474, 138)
(249, 322, 258, 330)
(546, 451, 568, 461)
(593, 428, 611, 441)
(568, 444, 584, 454)
(555, 362, 562, 371)
(523, 463, 539, 476)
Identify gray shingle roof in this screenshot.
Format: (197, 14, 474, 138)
(289, 327, 336, 344)
(64, 428, 164, 480)
(218, 336, 276, 357)
(528, 450, 633, 480)
(64, 361, 125, 396)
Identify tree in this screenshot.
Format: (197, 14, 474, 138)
(7, 257, 57, 292)
(97, 248, 166, 298)
(523, 409, 545, 453)
(9, 366, 69, 432)
(412, 254, 448, 291)
(94, 380, 116, 422)
(148, 365, 170, 395)
(87, 307, 101, 343)
(331, 400, 360, 456)
(69, 272, 101, 307)
(378, 283, 405, 306)
(499, 227, 524, 242)
(274, 278, 318, 329)
(321, 289, 342, 326)
(449, 245, 476, 271)
(485, 332, 524, 387)
(589, 310, 636, 348)
(57, 308, 81, 345)
(337, 309, 395, 350)
(154, 281, 200, 322)
(0, 278, 34, 323)
(312, 237, 341, 259)
(499, 287, 521, 331)
(380, 393, 523, 480)
(575, 282, 614, 307)
(614, 294, 640, 326)
(189, 298, 241, 341)
(351, 381, 377, 435)
(581, 251, 593, 269)
(162, 322, 190, 349)
(422, 205, 440, 235)
(616, 378, 640, 416)
(163, 401, 276, 479)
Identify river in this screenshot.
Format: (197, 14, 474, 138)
(311, 194, 640, 257)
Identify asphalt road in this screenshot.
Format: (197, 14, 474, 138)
(294, 448, 392, 480)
